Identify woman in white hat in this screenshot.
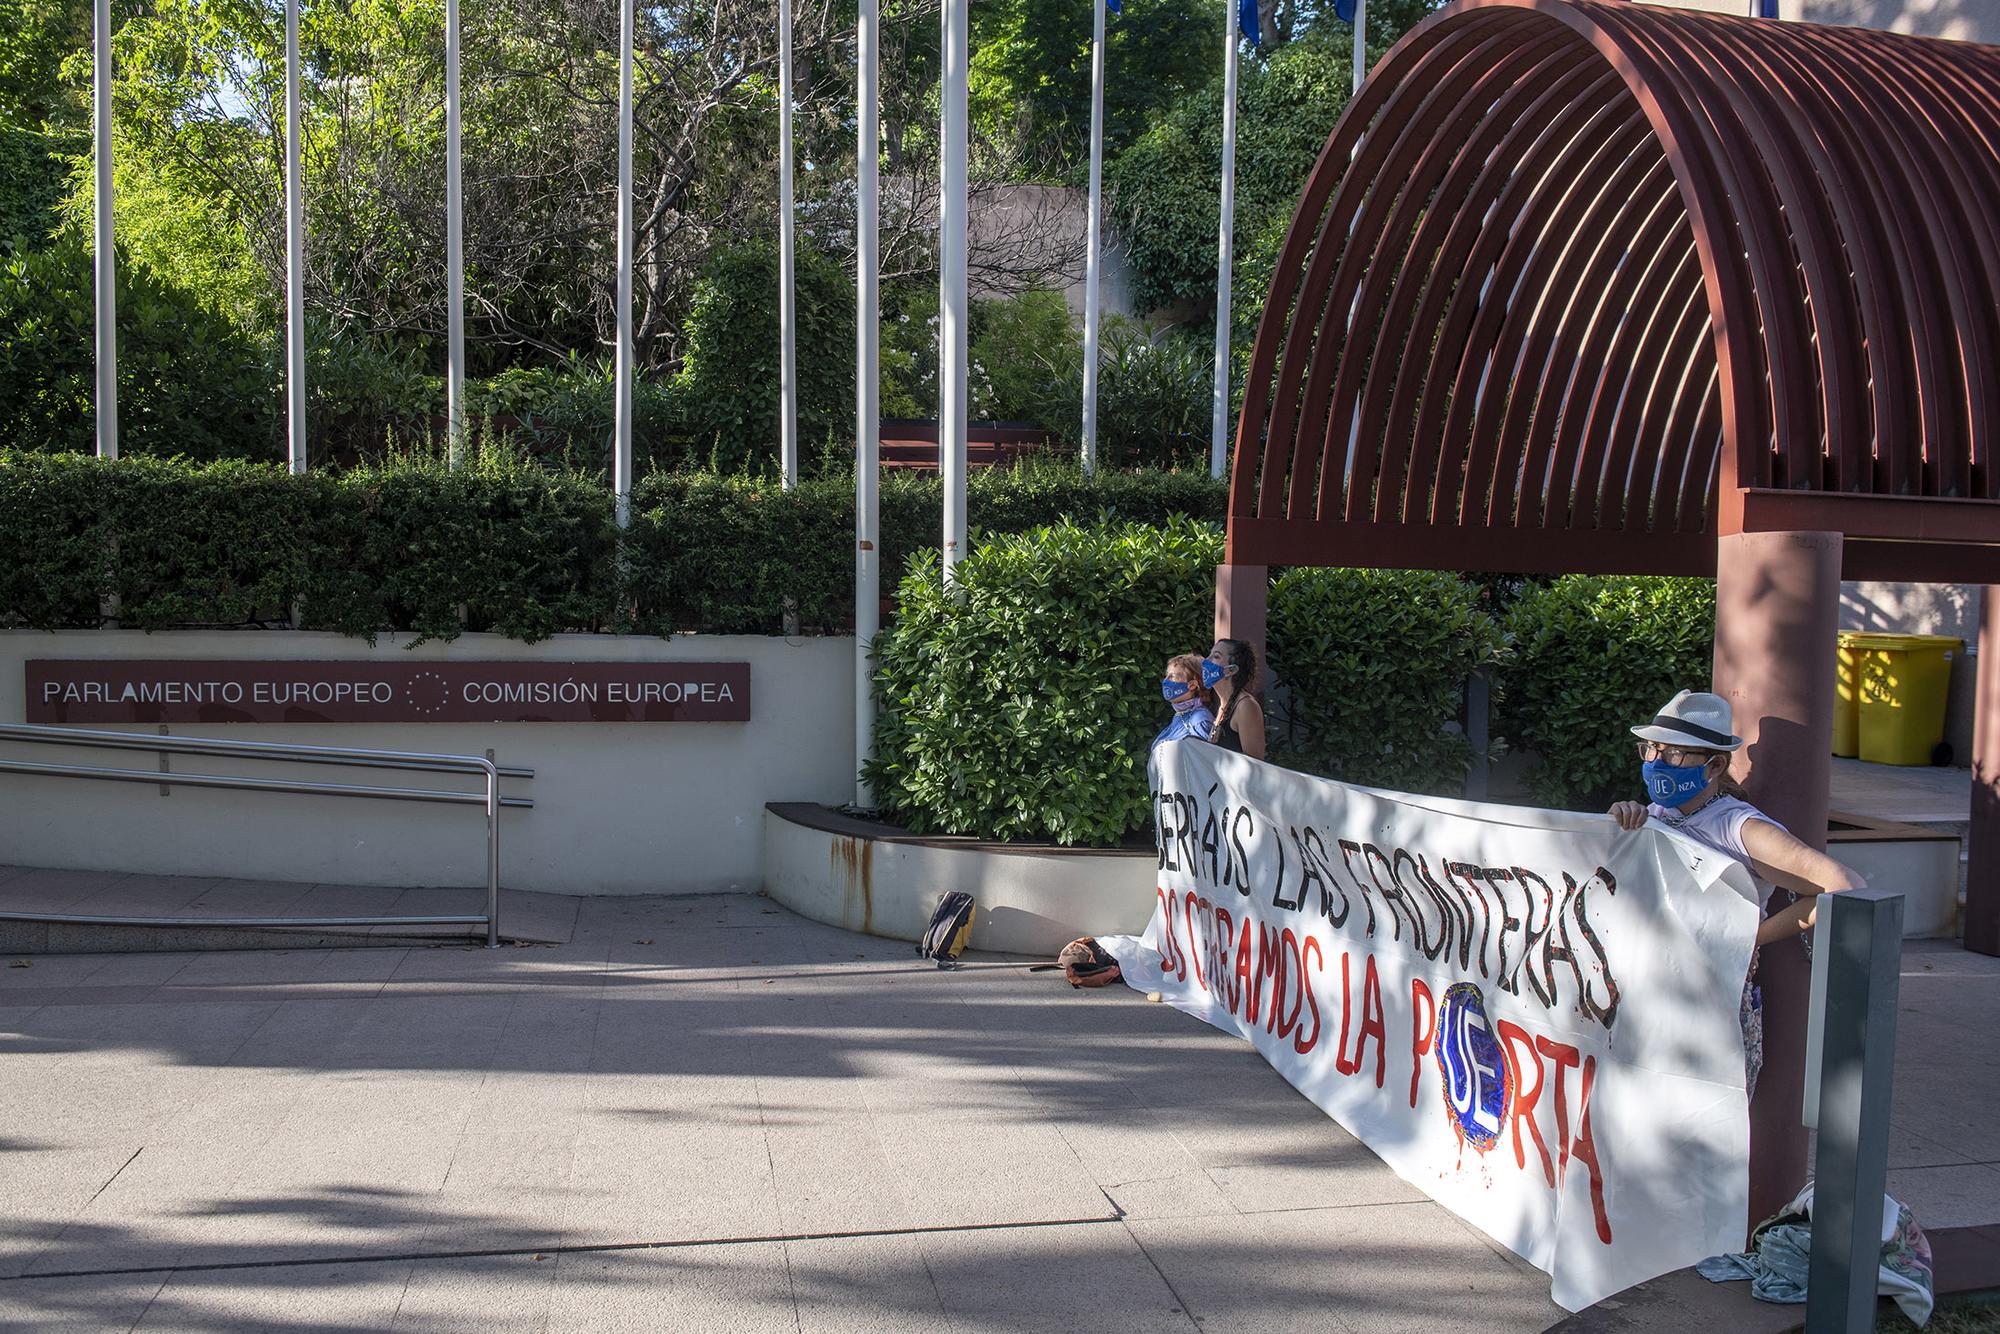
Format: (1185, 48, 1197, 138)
(1610, 689, 1864, 1093)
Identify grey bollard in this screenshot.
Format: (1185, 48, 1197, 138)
(1803, 887, 1904, 1334)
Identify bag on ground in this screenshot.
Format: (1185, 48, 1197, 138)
(918, 892, 976, 967)
(1058, 937, 1122, 989)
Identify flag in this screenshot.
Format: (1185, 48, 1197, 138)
(1106, 0, 1119, 13)
(1238, 0, 1259, 46)
(1334, 0, 1355, 20)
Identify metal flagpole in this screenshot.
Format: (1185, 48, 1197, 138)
(284, 0, 306, 474)
(445, 0, 466, 468)
(1352, 0, 1367, 93)
(778, 0, 798, 489)
(613, 0, 635, 527)
(1207, 0, 1240, 481)
(1080, 0, 1107, 478)
(940, 0, 968, 582)
(854, 0, 880, 806)
(92, 0, 117, 460)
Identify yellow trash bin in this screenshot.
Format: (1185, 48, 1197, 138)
(1833, 634, 1864, 757)
(1847, 633, 1962, 766)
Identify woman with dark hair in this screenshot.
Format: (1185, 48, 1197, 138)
(1203, 638, 1265, 760)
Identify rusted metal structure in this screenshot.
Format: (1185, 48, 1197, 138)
(1215, 0, 2000, 1229)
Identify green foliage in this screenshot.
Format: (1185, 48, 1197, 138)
(971, 288, 1078, 421)
(866, 517, 1222, 844)
(675, 238, 857, 474)
(1109, 28, 1357, 314)
(0, 126, 74, 250)
(1025, 321, 1212, 469)
(0, 0, 89, 131)
(1268, 566, 1502, 794)
(0, 239, 278, 460)
(1502, 575, 1716, 810)
(0, 451, 1225, 641)
(970, 0, 1220, 171)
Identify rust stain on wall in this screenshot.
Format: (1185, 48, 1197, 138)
(829, 835, 875, 935)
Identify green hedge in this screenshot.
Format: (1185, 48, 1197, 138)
(1269, 566, 1503, 794)
(1503, 575, 1716, 810)
(0, 450, 1226, 640)
(865, 517, 1223, 845)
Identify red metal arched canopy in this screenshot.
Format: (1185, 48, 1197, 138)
(1228, 0, 2000, 580)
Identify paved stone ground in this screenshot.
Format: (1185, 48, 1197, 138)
(0, 885, 1994, 1332)
(0, 891, 1566, 1332)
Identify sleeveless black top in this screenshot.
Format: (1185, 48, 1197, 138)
(1210, 703, 1244, 753)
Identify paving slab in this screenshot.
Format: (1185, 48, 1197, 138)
(0, 886, 1993, 1330)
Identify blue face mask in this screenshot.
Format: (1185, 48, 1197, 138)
(1643, 758, 1711, 808)
(1200, 658, 1228, 689)
(1160, 678, 1193, 703)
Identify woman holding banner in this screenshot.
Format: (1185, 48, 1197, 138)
(1609, 689, 1864, 1092)
(1203, 638, 1265, 760)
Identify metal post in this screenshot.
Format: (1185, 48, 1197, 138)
(613, 0, 635, 527)
(483, 755, 501, 947)
(1208, 0, 1239, 481)
(1080, 0, 1107, 479)
(92, 0, 117, 460)
(1465, 668, 1490, 801)
(1352, 0, 1367, 93)
(855, 0, 881, 808)
(1803, 888, 1903, 1334)
(939, 0, 968, 582)
(778, 0, 798, 489)
(1967, 585, 1999, 957)
(284, 0, 307, 474)
(445, 0, 466, 468)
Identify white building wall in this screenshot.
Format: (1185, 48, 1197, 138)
(1645, 0, 1999, 43)
(0, 631, 857, 895)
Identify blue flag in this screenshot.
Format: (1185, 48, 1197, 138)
(1334, 0, 1355, 20)
(1238, 0, 1259, 45)
(1106, 0, 1119, 13)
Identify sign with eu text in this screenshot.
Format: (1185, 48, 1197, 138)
(27, 660, 750, 724)
(1102, 741, 1760, 1312)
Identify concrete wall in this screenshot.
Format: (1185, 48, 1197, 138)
(1840, 583, 1985, 765)
(0, 631, 857, 895)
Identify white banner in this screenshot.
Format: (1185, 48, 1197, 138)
(1102, 741, 1760, 1312)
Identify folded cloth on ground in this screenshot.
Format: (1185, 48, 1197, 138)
(1695, 1182, 1933, 1325)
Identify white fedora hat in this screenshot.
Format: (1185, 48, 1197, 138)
(1631, 689, 1743, 752)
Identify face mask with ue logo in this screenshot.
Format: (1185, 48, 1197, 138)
(1200, 659, 1229, 689)
(1161, 679, 1201, 713)
(1643, 758, 1710, 808)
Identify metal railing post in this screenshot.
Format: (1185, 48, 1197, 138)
(1803, 887, 1904, 1334)
(484, 754, 501, 948)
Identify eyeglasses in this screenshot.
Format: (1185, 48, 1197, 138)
(1636, 741, 1715, 765)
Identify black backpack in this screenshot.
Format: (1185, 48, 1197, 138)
(917, 892, 976, 968)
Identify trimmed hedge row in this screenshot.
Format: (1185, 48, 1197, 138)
(0, 451, 1228, 641)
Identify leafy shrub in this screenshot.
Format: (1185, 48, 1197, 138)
(299, 455, 620, 644)
(866, 517, 1222, 845)
(1268, 567, 1503, 794)
(626, 472, 851, 635)
(970, 288, 1078, 421)
(104, 456, 311, 628)
(464, 359, 682, 473)
(0, 450, 109, 627)
(0, 240, 278, 460)
(1502, 575, 1716, 810)
(0, 127, 74, 253)
(675, 238, 856, 473)
(1025, 321, 1213, 469)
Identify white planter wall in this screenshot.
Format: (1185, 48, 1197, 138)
(0, 631, 855, 895)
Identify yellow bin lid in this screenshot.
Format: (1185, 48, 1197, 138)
(1837, 632, 1963, 651)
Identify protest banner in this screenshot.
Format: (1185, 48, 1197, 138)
(1101, 740, 1761, 1311)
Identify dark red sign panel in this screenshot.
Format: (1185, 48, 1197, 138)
(26, 660, 751, 724)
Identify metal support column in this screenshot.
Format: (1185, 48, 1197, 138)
(1080, 0, 1107, 478)
(445, 0, 466, 468)
(939, 0, 968, 581)
(613, 0, 636, 527)
(92, 0, 117, 460)
(284, 0, 307, 474)
(1803, 888, 1904, 1333)
(778, 0, 798, 489)
(854, 0, 881, 807)
(1968, 586, 2000, 957)
(1207, 0, 1239, 481)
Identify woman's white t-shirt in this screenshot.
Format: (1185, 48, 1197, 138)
(1644, 793, 1785, 872)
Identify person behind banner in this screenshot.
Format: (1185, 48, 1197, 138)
(1609, 689, 1864, 1095)
(1155, 653, 1216, 750)
(1203, 639, 1265, 760)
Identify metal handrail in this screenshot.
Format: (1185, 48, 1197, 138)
(0, 724, 525, 947)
